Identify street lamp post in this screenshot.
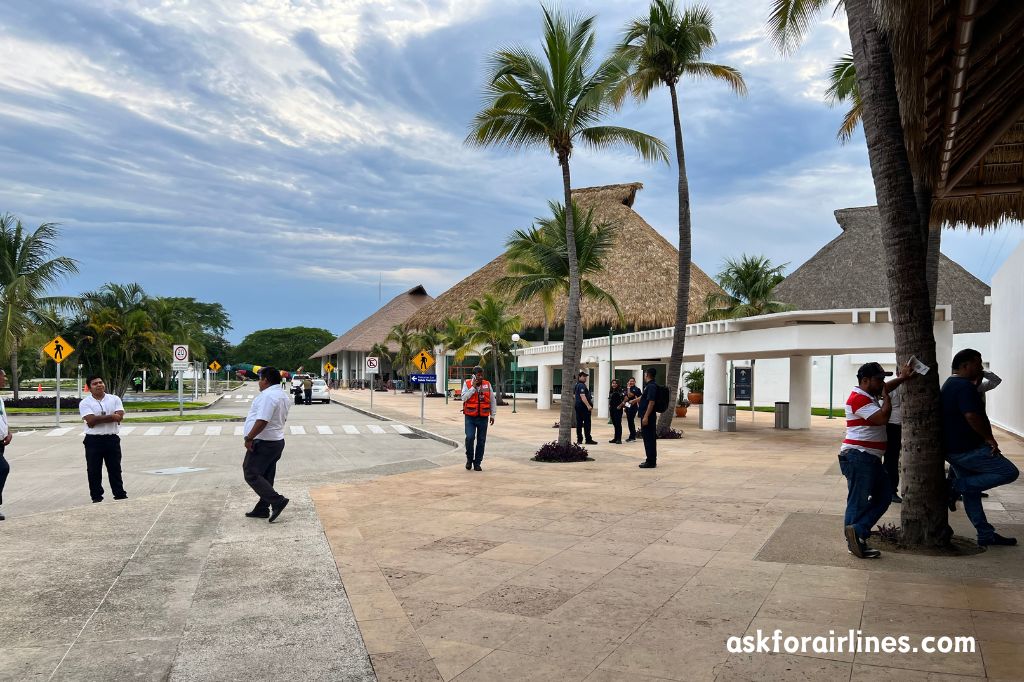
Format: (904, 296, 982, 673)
(511, 333, 520, 414)
(608, 327, 614, 424)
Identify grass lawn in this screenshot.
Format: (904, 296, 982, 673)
(123, 414, 242, 424)
(7, 402, 209, 414)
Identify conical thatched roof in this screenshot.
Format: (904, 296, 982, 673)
(404, 183, 721, 331)
(311, 285, 432, 358)
(775, 206, 991, 333)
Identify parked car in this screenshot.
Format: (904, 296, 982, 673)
(310, 379, 330, 404)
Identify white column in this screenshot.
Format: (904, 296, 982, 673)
(597, 360, 611, 419)
(633, 367, 643, 384)
(935, 320, 954, 384)
(537, 365, 553, 410)
(702, 353, 727, 431)
(789, 355, 813, 429)
(142, 369, 147, 392)
(342, 352, 351, 388)
(358, 352, 364, 384)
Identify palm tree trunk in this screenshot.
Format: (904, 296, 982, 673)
(657, 82, 693, 434)
(543, 318, 550, 345)
(9, 344, 19, 400)
(847, 0, 949, 547)
(557, 153, 583, 447)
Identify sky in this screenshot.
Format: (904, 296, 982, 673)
(1, 0, 1020, 343)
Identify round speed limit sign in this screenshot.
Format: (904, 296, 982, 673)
(173, 345, 189, 362)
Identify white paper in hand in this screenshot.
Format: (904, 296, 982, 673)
(908, 355, 930, 375)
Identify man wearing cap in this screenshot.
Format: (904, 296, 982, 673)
(839, 361, 914, 558)
(573, 371, 597, 445)
(462, 366, 496, 471)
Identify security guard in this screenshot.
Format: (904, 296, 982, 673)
(462, 366, 496, 471)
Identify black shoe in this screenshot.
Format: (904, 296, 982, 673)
(92, 498, 103, 503)
(575, 440, 583, 445)
(473, 464, 482, 471)
(638, 462, 656, 469)
(610, 440, 622, 444)
(608, 439, 617, 443)
(466, 461, 472, 470)
(845, 525, 864, 558)
(849, 545, 882, 558)
(113, 494, 128, 500)
(0, 512, 5, 520)
(269, 498, 289, 523)
(979, 533, 1017, 547)
(246, 509, 270, 518)
(947, 486, 959, 512)
(980, 492, 989, 498)
(625, 437, 636, 442)
(891, 493, 902, 504)
(585, 439, 598, 445)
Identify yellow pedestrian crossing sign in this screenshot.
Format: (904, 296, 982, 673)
(43, 335, 74, 363)
(413, 349, 434, 371)
(209, 360, 222, 372)
(324, 362, 335, 373)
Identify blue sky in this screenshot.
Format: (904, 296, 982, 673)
(1, 0, 1019, 342)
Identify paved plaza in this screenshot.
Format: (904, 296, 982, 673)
(2, 387, 1023, 680)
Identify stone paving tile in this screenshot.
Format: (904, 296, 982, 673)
(370, 647, 443, 682)
(415, 607, 532, 649)
(465, 583, 574, 618)
(454, 649, 592, 681)
(419, 636, 492, 681)
(357, 616, 422, 655)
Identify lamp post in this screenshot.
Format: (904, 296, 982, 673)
(511, 333, 520, 414)
(608, 327, 614, 424)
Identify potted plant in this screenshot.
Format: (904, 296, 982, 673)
(675, 389, 689, 417)
(684, 367, 704, 405)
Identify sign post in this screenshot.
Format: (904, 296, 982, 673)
(172, 345, 189, 416)
(410, 374, 437, 425)
(43, 335, 74, 426)
(365, 356, 379, 411)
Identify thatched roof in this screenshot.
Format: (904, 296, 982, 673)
(311, 285, 432, 357)
(878, 2, 1024, 228)
(775, 206, 990, 333)
(404, 183, 721, 331)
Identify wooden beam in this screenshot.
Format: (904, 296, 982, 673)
(941, 99, 1024, 195)
(944, 182, 1024, 197)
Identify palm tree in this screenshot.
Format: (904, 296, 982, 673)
(0, 215, 79, 398)
(701, 255, 790, 321)
(496, 201, 624, 346)
(768, 0, 947, 547)
(459, 294, 523, 400)
(438, 316, 470, 393)
(385, 324, 416, 392)
(368, 342, 392, 390)
(616, 0, 747, 434)
(468, 5, 668, 447)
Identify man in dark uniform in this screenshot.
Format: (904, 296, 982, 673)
(638, 367, 659, 468)
(574, 371, 597, 445)
(624, 377, 642, 442)
(608, 378, 626, 444)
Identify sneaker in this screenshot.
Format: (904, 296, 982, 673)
(843, 525, 881, 558)
(979, 533, 1017, 547)
(891, 493, 902, 503)
(849, 546, 882, 558)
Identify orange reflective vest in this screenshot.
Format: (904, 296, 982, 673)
(463, 379, 493, 417)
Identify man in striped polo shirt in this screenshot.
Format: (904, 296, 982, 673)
(840, 361, 915, 558)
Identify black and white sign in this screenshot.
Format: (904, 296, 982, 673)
(365, 356, 379, 374)
(172, 344, 190, 370)
(734, 366, 752, 401)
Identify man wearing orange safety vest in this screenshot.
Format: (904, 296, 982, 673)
(462, 366, 497, 471)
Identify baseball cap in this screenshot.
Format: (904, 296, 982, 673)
(857, 362, 893, 380)
(472, 366, 484, 374)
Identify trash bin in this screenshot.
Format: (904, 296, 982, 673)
(775, 401, 790, 429)
(718, 403, 736, 432)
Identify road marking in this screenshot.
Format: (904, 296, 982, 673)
(144, 427, 163, 436)
(316, 425, 333, 435)
(174, 426, 193, 436)
(391, 424, 413, 434)
(120, 426, 136, 435)
(204, 425, 222, 436)
(342, 425, 359, 434)
(46, 427, 73, 437)
(18, 430, 38, 437)
(233, 425, 243, 436)
(289, 425, 306, 435)
(366, 424, 386, 434)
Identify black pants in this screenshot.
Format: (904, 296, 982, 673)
(884, 423, 901, 496)
(243, 439, 287, 511)
(611, 408, 623, 442)
(83, 435, 126, 502)
(303, 389, 312, 405)
(641, 420, 657, 465)
(575, 405, 592, 442)
(0, 443, 9, 505)
(625, 407, 638, 439)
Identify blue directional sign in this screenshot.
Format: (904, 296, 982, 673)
(410, 373, 437, 384)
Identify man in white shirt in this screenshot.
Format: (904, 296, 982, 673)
(0, 369, 12, 520)
(79, 375, 127, 503)
(243, 366, 291, 522)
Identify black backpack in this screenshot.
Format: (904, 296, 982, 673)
(654, 384, 670, 413)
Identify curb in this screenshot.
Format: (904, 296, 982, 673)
(331, 397, 460, 449)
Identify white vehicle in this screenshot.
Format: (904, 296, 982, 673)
(292, 373, 312, 389)
(310, 379, 330, 404)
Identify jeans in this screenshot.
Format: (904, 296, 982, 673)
(611, 408, 623, 442)
(0, 444, 9, 505)
(947, 444, 1020, 542)
(625, 407, 638, 439)
(575, 405, 592, 442)
(883, 423, 902, 495)
(303, 389, 312, 405)
(465, 416, 489, 465)
(243, 439, 287, 510)
(641, 419, 657, 464)
(84, 435, 126, 501)
(838, 449, 891, 539)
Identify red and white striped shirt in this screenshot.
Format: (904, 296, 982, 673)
(841, 387, 887, 457)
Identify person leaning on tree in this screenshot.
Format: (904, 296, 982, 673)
(462, 366, 496, 472)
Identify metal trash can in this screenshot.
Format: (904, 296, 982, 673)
(719, 403, 737, 432)
(775, 401, 790, 429)
(697, 403, 704, 429)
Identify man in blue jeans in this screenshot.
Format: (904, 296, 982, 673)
(462, 366, 496, 471)
(942, 349, 1019, 547)
(840, 361, 915, 558)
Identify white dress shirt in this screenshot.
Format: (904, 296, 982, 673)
(245, 384, 290, 441)
(79, 393, 125, 435)
(0, 394, 8, 440)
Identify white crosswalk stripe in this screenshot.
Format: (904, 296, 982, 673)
(174, 426, 193, 436)
(144, 427, 163, 436)
(204, 425, 222, 436)
(233, 425, 243, 436)
(46, 427, 73, 437)
(391, 424, 413, 434)
(289, 425, 306, 435)
(342, 425, 359, 434)
(23, 422, 411, 438)
(316, 425, 333, 435)
(120, 426, 136, 435)
(366, 424, 385, 434)
(18, 430, 38, 437)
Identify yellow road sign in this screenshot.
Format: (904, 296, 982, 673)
(324, 362, 335, 373)
(209, 360, 222, 372)
(413, 349, 435, 371)
(43, 335, 74, 363)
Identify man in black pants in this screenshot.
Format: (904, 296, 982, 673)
(574, 371, 597, 445)
(608, 378, 625, 444)
(624, 377, 641, 442)
(243, 366, 291, 522)
(638, 368, 658, 468)
(78, 375, 128, 503)
(0, 369, 12, 520)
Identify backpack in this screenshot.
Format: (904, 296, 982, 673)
(654, 384, 670, 413)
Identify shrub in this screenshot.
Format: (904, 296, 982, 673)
(532, 441, 593, 462)
(875, 523, 901, 545)
(657, 427, 683, 439)
(4, 396, 83, 409)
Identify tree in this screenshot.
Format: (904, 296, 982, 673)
(468, 5, 667, 447)
(701, 255, 790, 321)
(231, 327, 335, 372)
(768, 0, 948, 546)
(0, 215, 79, 398)
(460, 294, 523, 399)
(496, 201, 624, 346)
(616, 0, 747, 435)
(385, 324, 416, 392)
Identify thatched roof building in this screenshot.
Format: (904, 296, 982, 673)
(404, 183, 721, 331)
(775, 206, 991, 333)
(311, 285, 432, 358)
